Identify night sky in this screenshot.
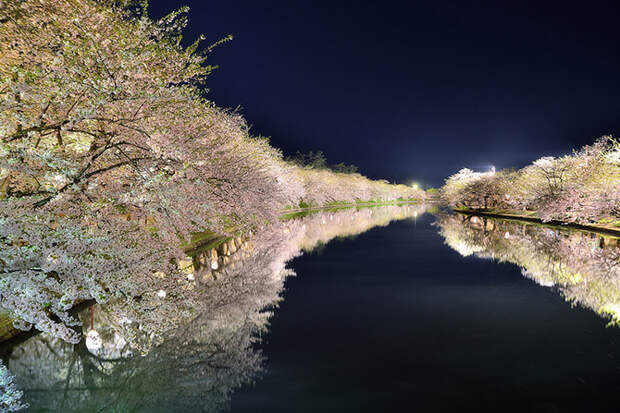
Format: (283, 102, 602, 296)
(149, 0, 620, 187)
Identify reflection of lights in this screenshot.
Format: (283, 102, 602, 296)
(504, 231, 510, 239)
(157, 289, 166, 299)
(490, 165, 496, 174)
(447, 240, 483, 257)
(187, 273, 195, 281)
(211, 261, 218, 270)
(86, 330, 102, 352)
(414, 212, 418, 218)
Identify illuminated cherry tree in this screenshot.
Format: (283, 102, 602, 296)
(0, 0, 423, 349)
(441, 136, 620, 224)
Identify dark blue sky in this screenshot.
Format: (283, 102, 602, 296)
(149, 0, 620, 187)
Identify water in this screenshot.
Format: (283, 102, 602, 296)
(2, 206, 620, 412)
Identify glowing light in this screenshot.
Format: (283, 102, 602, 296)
(157, 289, 166, 299)
(85, 330, 102, 352)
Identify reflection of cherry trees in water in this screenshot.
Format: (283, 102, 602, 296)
(436, 213, 620, 325)
(0, 359, 27, 412)
(1, 205, 424, 412)
(2, 226, 291, 412)
(6, 310, 265, 412)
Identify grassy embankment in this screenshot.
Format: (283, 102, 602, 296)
(455, 207, 620, 238)
(280, 199, 420, 220)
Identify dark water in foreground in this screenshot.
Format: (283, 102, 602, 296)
(2, 206, 620, 412)
(231, 214, 620, 413)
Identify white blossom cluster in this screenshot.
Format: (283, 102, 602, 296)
(0, 360, 27, 412)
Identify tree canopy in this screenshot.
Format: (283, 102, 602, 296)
(0, 0, 424, 344)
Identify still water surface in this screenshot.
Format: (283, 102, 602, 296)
(2, 206, 620, 412)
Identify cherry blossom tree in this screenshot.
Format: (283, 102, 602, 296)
(441, 136, 620, 224)
(0, 0, 421, 350)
